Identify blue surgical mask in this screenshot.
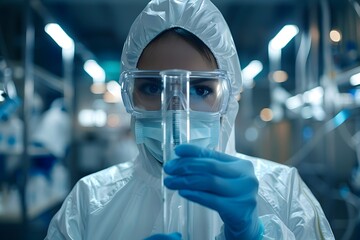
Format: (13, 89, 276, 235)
(134, 112, 220, 163)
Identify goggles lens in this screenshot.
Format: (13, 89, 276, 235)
(120, 70, 230, 116)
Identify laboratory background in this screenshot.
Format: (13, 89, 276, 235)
(0, 0, 359, 239)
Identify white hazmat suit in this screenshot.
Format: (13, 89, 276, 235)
(46, 0, 335, 239)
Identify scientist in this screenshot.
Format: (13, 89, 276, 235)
(46, 0, 335, 239)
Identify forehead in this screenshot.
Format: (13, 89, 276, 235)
(137, 33, 217, 71)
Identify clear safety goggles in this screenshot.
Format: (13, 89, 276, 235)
(120, 70, 231, 117)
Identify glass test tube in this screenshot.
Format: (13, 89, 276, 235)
(161, 70, 191, 239)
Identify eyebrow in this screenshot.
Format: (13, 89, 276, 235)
(134, 76, 218, 85)
(190, 78, 218, 84)
(135, 77, 161, 82)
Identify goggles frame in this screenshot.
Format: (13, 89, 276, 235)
(120, 69, 231, 118)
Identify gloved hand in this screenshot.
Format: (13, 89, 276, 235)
(144, 232, 181, 240)
(163, 144, 263, 240)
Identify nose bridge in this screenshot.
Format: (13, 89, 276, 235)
(168, 95, 182, 110)
(167, 78, 184, 110)
(161, 69, 191, 112)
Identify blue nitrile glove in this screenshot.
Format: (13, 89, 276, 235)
(163, 144, 263, 240)
(144, 232, 182, 240)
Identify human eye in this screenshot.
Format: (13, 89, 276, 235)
(190, 78, 217, 99)
(136, 79, 162, 96)
(190, 85, 213, 98)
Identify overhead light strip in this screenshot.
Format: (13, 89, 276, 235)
(45, 23, 74, 49)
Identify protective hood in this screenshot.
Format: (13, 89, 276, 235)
(121, 0, 242, 161)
